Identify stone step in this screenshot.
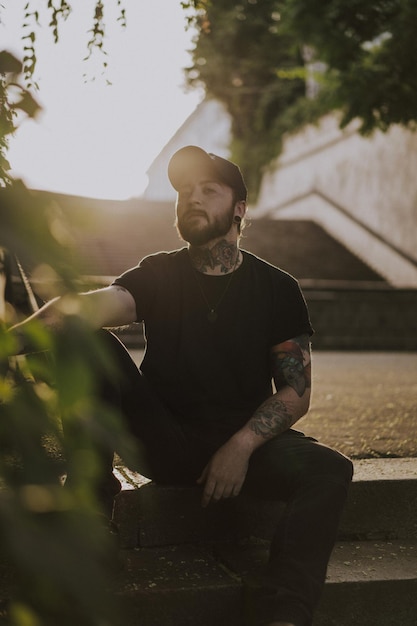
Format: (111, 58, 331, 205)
(113, 458, 417, 549)
(112, 539, 417, 626)
(316, 540, 417, 625)
(112, 544, 242, 626)
(230, 538, 417, 626)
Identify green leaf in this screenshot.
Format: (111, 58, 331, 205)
(0, 50, 22, 74)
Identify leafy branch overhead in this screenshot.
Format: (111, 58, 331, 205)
(0, 1, 126, 187)
(283, 0, 417, 134)
(186, 0, 417, 198)
(0, 51, 41, 185)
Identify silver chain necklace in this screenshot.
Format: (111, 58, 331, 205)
(193, 253, 240, 323)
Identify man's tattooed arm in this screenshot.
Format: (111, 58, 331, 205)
(249, 396, 294, 438)
(248, 334, 312, 440)
(272, 334, 311, 397)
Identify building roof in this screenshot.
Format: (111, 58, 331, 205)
(33, 192, 384, 285)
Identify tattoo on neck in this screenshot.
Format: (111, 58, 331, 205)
(249, 398, 293, 439)
(189, 240, 239, 274)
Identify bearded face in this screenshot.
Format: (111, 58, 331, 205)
(175, 179, 236, 246)
(175, 203, 235, 246)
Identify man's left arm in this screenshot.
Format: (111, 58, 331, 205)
(197, 334, 312, 506)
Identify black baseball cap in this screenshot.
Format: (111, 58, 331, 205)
(168, 145, 247, 201)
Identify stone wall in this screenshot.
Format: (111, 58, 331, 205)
(305, 287, 417, 350)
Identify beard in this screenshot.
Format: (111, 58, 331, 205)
(175, 204, 235, 246)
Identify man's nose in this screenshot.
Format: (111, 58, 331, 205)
(187, 185, 202, 204)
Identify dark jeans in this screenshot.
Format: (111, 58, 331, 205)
(97, 331, 353, 626)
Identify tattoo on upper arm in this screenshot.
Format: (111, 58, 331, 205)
(271, 334, 311, 397)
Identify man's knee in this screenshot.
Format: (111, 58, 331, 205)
(322, 448, 354, 489)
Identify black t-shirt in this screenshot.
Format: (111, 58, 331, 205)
(113, 248, 313, 436)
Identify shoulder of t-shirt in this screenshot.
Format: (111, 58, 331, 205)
(120, 247, 187, 274)
(241, 249, 300, 286)
(139, 247, 187, 268)
(112, 247, 187, 286)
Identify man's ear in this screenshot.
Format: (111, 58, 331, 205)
(234, 200, 247, 221)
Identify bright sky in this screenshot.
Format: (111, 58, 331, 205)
(1, 1, 203, 200)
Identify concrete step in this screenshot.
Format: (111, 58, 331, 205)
(112, 544, 242, 626)
(229, 538, 417, 626)
(111, 459, 417, 624)
(113, 458, 417, 549)
(112, 539, 417, 626)
(317, 540, 417, 625)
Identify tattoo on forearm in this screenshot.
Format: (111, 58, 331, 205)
(189, 240, 239, 274)
(272, 335, 311, 397)
(249, 397, 293, 439)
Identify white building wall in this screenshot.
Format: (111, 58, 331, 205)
(143, 99, 232, 201)
(256, 115, 417, 266)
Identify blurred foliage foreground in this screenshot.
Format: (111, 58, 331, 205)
(0, 162, 138, 626)
(0, 19, 143, 622)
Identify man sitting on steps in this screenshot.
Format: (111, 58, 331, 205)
(12, 145, 353, 626)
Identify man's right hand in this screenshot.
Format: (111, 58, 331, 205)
(196, 433, 254, 507)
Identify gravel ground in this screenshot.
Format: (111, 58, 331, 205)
(299, 351, 417, 459)
(131, 350, 417, 460)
